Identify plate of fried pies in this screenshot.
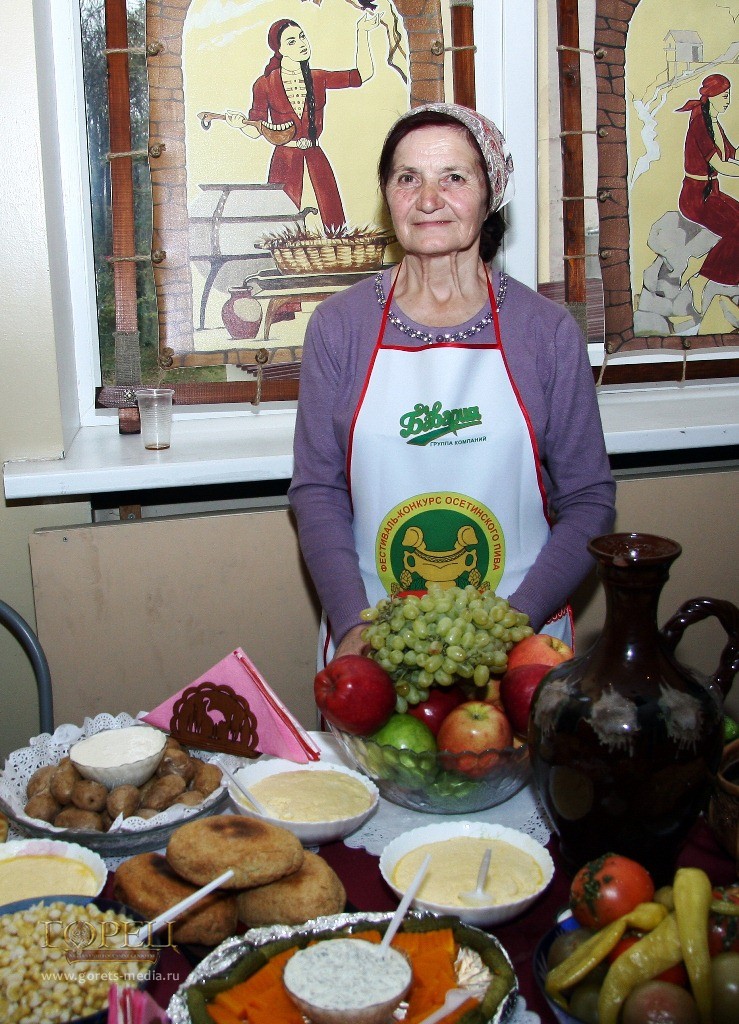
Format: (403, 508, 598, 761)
(113, 814, 349, 951)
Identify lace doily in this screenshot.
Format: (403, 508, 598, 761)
(508, 997, 540, 1024)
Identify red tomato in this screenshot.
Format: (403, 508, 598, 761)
(570, 853, 656, 930)
(608, 934, 689, 985)
(709, 885, 739, 956)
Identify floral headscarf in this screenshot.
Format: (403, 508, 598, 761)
(393, 103, 515, 212)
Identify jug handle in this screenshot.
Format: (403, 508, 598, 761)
(660, 596, 739, 702)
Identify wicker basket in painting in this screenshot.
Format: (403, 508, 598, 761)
(256, 229, 393, 276)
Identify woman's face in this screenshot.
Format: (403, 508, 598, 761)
(384, 126, 489, 259)
(710, 89, 730, 114)
(278, 26, 311, 64)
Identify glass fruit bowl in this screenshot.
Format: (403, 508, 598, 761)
(327, 722, 530, 814)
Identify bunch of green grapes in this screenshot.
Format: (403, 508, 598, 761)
(360, 584, 534, 713)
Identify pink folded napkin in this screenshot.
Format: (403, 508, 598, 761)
(142, 648, 320, 762)
(107, 985, 167, 1024)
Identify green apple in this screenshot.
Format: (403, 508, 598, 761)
(370, 713, 437, 754)
(369, 712, 438, 787)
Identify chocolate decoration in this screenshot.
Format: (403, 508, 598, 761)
(169, 682, 260, 758)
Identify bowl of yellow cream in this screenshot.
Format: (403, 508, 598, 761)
(380, 821, 554, 926)
(0, 838, 106, 906)
(228, 759, 379, 845)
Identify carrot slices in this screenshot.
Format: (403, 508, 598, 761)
(209, 947, 303, 1024)
(392, 929, 464, 1024)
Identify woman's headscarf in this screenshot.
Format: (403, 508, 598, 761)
(264, 19, 299, 77)
(392, 103, 515, 213)
(676, 74, 731, 113)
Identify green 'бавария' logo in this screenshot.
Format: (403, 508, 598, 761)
(376, 492, 505, 596)
(399, 401, 482, 445)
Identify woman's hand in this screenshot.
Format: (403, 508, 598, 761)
(357, 8, 381, 33)
(225, 110, 260, 139)
(373, 0, 394, 26)
(332, 624, 368, 660)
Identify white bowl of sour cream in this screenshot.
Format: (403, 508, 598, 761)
(380, 821, 554, 926)
(228, 759, 379, 845)
(70, 724, 167, 789)
(283, 937, 412, 1024)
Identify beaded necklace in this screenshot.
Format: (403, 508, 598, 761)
(374, 270, 508, 345)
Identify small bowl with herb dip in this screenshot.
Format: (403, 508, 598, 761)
(228, 759, 379, 845)
(283, 937, 412, 1024)
(380, 821, 554, 927)
(0, 838, 106, 905)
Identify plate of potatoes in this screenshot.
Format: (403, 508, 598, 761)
(0, 712, 228, 856)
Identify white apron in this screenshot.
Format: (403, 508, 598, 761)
(320, 269, 573, 664)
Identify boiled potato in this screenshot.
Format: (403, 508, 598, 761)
(71, 779, 108, 813)
(49, 758, 81, 804)
(141, 774, 187, 811)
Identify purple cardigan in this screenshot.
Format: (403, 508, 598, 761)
(289, 268, 616, 647)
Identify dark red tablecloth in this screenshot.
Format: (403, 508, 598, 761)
(149, 815, 735, 1023)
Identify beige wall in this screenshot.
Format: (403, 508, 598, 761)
(28, 510, 321, 736)
(1, 6, 736, 766)
(0, 4, 90, 759)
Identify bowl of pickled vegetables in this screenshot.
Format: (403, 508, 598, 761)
(533, 864, 739, 1024)
(328, 585, 532, 814)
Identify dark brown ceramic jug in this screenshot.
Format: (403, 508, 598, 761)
(529, 533, 739, 882)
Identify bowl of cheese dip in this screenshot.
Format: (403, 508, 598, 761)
(228, 759, 379, 845)
(0, 839, 106, 905)
(380, 821, 554, 926)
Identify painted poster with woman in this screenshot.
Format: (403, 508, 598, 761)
(626, 0, 739, 339)
(181, 0, 412, 354)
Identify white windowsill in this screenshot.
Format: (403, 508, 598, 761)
(3, 406, 296, 500)
(597, 379, 739, 455)
(4, 382, 738, 502)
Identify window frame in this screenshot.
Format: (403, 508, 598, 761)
(48, 0, 739, 434)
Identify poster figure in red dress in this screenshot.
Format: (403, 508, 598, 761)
(676, 74, 739, 309)
(226, 15, 382, 231)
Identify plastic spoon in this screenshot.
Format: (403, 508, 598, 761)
(380, 853, 431, 951)
(135, 868, 234, 944)
(417, 988, 471, 1024)
(216, 758, 271, 816)
(459, 847, 492, 905)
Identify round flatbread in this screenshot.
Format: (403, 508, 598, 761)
(236, 850, 346, 928)
(166, 814, 304, 889)
(114, 852, 238, 946)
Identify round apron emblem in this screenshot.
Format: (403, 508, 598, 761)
(375, 491, 505, 595)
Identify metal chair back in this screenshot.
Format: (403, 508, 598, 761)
(0, 599, 54, 734)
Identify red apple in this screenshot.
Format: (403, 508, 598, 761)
(407, 685, 466, 737)
(506, 633, 574, 672)
(437, 700, 514, 778)
(499, 663, 553, 738)
(314, 655, 396, 736)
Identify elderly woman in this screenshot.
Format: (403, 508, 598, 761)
(289, 103, 616, 665)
